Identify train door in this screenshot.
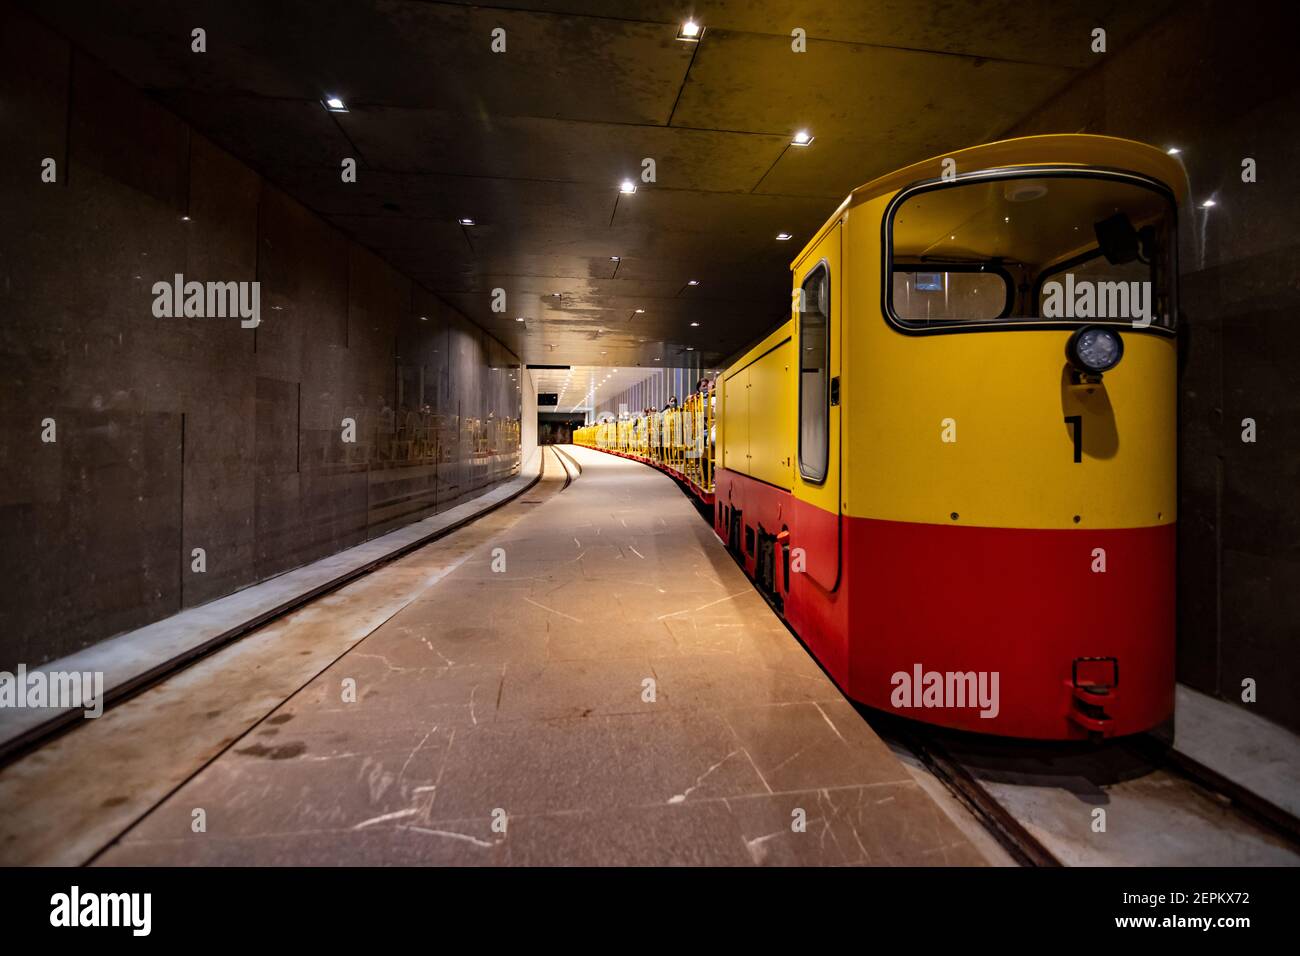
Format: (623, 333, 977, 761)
(793, 223, 842, 591)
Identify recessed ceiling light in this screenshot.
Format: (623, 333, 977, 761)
(686, 346, 695, 351)
(419, 315, 428, 322)
(323, 95, 348, 112)
(634, 308, 645, 314)
(791, 130, 813, 147)
(677, 20, 702, 41)
(610, 256, 621, 261)
(620, 180, 637, 194)
(688, 280, 700, 286)
(515, 316, 525, 322)
(551, 292, 562, 297)
(690, 322, 700, 327)
(1167, 147, 1182, 155)
(458, 217, 475, 226)
(1202, 199, 1216, 208)
(180, 215, 192, 222)
(776, 232, 792, 241)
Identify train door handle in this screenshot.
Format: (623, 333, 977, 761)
(830, 377, 841, 406)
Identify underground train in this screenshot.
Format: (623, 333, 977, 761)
(576, 134, 1184, 740)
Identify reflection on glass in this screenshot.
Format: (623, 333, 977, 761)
(890, 174, 1175, 330)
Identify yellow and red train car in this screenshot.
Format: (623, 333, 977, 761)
(575, 390, 716, 502)
(582, 134, 1184, 740)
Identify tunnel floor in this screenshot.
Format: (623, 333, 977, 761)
(6, 446, 989, 866)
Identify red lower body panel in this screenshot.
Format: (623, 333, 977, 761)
(715, 467, 1175, 740)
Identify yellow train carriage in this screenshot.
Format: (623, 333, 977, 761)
(574, 389, 715, 500)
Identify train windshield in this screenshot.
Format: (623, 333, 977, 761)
(888, 173, 1176, 332)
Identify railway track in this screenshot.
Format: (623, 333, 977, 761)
(880, 718, 1063, 866)
(1122, 734, 1300, 848)
(869, 715, 1300, 867)
(552, 444, 583, 485)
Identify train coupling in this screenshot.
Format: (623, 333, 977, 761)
(1066, 656, 1119, 737)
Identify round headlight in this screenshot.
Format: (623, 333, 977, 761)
(1067, 326, 1124, 373)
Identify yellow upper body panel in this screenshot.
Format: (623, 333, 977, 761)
(720, 327, 795, 490)
(849, 249, 1176, 529)
(842, 183, 1177, 530)
(713, 134, 1185, 532)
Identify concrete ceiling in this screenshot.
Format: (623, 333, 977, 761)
(24, 0, 1173, 368)
(530, 365, 661, 414)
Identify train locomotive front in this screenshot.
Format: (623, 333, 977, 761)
(713, 135, 1184, 740)
(576, 135, 1185, 741)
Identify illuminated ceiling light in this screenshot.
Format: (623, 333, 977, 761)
(690, 322, 700, 327)
(634, 308, 645, 314)
(687, 279, 700, 286)
(1167, 147, 1182, 155)
(677, 20, 702, 41)
(776, 232, 792, 241)
(515, 316, 525, 322)
(458, 217, 475, 226)
(180, 215, 192, 222)
(610, 256, 621, 261)
(791, 130, 814, 147)
(686, 346, 695, 351)
(1202, 198, 1216, 208)
(419, 315, 428, 322)
(323, 95, 348, 112)
(551, 292, 562, 297)
(620, 179, 637, 194)
(1003, 216, 1010, 222)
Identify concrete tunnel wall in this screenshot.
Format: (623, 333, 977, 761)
(1005, 0, 1300, 732)
(0, 6, 523, 670)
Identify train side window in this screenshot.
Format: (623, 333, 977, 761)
(798, 263, 830, 482)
